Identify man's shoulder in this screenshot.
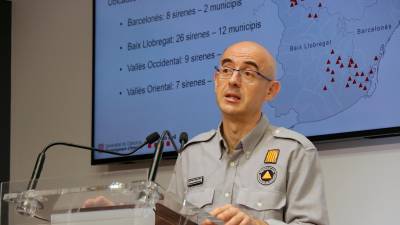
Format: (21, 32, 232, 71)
(181, 129, 217, 152)
(271, 126, 316, 151)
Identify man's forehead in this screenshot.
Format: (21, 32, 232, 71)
(220, 44, 267, 67)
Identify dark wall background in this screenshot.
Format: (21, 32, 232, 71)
(0, 0, 11, 183)
(0, 1, 11, 224)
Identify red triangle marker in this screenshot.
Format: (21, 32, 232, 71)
(349, 58, 354, 64)
(365, 77, 369, 82)
(327, 59, 331, 64)
(348, 63, 352, 68)
(336, 59, 340, 64)
(340, 63, 344, 68)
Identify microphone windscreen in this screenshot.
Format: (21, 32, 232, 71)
(179, 132, 189, 144)
(146, 132, 161, 144)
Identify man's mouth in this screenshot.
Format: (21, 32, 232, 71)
(224, 92, 241, 103)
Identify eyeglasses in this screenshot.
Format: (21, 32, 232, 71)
(214, 65, 272, 84)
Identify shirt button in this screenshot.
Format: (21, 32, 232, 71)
(257, 202, 262, 207)
(224, 192, 230, 198)
(229, 161, 236, 167)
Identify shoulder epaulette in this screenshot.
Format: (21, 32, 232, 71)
(181, 130, 217, 152)
(272, 127, 315, 150)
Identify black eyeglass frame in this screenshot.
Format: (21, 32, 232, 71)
(214, 65, 273, 82)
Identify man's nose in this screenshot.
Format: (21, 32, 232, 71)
(228, 70, 241, 86)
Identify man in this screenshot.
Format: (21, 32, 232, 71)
(167, 41, 329, 225)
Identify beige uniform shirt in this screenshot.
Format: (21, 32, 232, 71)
(168, 117, 329, 225)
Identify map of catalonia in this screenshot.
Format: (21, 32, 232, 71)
(268, 0, 400, 125)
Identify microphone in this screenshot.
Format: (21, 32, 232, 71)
(138, 130, 186, 206)
(27, 132, 160, 191)
(16, 133, 160, 218)
(148, 130, 188, 182)
(179, 132, 189, 152)
(148, 130, 173, 182)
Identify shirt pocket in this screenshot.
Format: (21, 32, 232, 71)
(236, 188, 286, 221)
(185, 187, 215, 209)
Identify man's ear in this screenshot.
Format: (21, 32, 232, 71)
(264, 81, 280, 101)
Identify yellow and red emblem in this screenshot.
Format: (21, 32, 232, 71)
(264, 149, 280, 164)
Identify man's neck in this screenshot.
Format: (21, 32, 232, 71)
(222, 113, 261, 152)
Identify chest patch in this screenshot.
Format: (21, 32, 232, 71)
(264, 149, 280, 164)
(257, 166, 277, 185)
(187, 176, 204, 187)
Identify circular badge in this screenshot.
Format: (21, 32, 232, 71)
(257, 166, 277, 185)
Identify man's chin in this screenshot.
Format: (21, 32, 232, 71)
(219, 107, 245, 118)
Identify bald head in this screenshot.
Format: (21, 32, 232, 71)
(221, 41, 276, 80)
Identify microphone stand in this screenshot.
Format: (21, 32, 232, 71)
(148, 130, 178, 182)
(138, 130, 188, 206)
(27, 132, 160, 191)
(17, 132, 160, 218)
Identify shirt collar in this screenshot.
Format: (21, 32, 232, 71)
(216, 115, 270, 159)
(216, 125, 226, 159)
(241, 115, 269, 154)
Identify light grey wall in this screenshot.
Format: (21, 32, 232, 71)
(10, 0, 174, 189)
(318, 138, 400, 225)
(10, 1, 400, 225)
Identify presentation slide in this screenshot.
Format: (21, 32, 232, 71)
(93, 0, 400, 161)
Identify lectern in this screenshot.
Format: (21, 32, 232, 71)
(0, 171, 218, 225)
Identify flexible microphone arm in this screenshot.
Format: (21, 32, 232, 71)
(27, 132, 160, 190)
(148, 130, 188, 182)
(148, 130, 173, 182)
